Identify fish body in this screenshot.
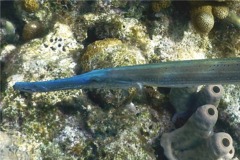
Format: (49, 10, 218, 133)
(13, 58, 240, 93)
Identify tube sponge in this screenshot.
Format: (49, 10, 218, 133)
(160, 104, 235, 160)
(169, 87, 198, 113)
(160, 104, 218, 160)
(195, 85, 224, 108)
(208, 132, 234, 159)
(169, 85, 224, 121)
(169, 87, 198, 121)
(168, 132, 235, 160)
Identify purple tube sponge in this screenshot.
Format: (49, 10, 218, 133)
(208, 132, 235, 159)
(195, 84, 224, 108)
(160, 104, 218, 160)
(169, 86, 198, 121)
(169, 85, 224, 121)
(171, 132, 235, 160)
(169, 86, 198, 113)
(160, 104, 235, 160)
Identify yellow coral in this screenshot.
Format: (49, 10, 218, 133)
(193, 12, 214, 34)
(81, 38, 122, 70)
(212, 5, 229, 19)
(191, 5, 214, 34)
(80, 38, 146, 72)
(191, 5, 212, 16)
(151, 0, 171, 12)
(22, 0, 39, 12)
(189, 1, 240, 34)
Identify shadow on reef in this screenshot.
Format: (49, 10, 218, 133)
(146, 1, 190, 42)
(167, 1, 191, 42)
(0, 1, 25, 45)
(152, 135, 170, 160)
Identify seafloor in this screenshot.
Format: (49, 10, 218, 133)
(0, 0, 240, 160)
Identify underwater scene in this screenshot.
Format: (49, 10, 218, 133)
(1, 0, 240, 159)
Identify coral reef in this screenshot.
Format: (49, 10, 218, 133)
(13, 0, 53, 37)
(2, 22, 82, 145)
(80, 38, 146, 71)
(212, 5, 229, 19)
(1, 0, 240, 159)
(161, 104, 235, 160)
(85, 103, 166, 159)
(151, 0, 240, 35)
(73, 14, 154, 58)
(0, 131, 41, 159)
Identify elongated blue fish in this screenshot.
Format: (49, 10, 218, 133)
(13, 58, 240, 93)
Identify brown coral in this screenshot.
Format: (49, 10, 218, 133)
(22, 21, 44, 41)
(22, 0, 39, 12)
(151, 0, 171, 12)
(189, 1, 239, 34)
(80, 38, 146, 72)
(191, 5, 214, 34)
(212, 5, 229, 19)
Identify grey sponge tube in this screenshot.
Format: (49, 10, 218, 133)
(160, 104, 235, 160)
(195, 84, 225, 108)
(160, 104, 218, 160)
(176, 132, 235, 160)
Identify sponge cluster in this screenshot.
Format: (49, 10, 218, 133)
(169, 85, 224, 121)
(160, 104, 235, 160)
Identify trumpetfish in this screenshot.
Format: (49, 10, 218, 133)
(13, 58, 240, 93)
